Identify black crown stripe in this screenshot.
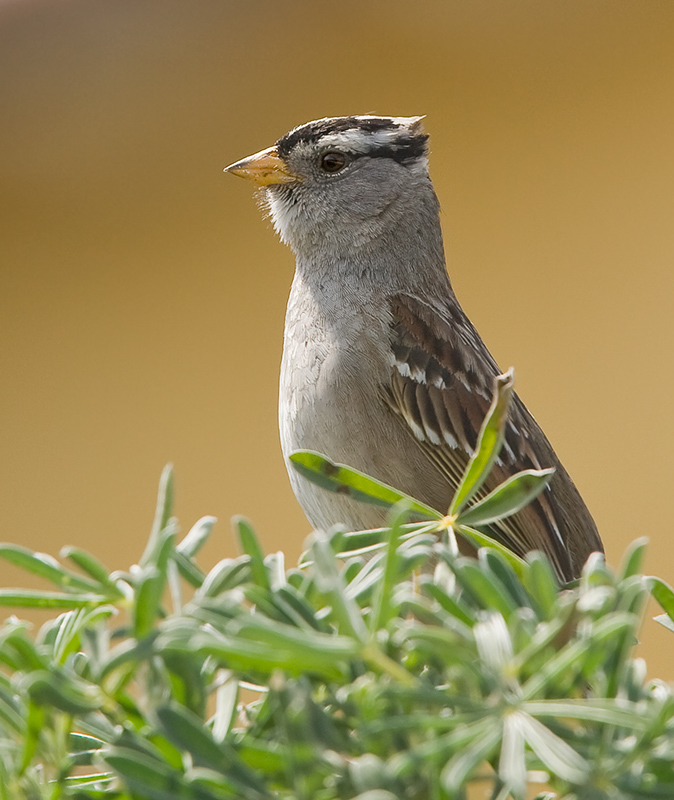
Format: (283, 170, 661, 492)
(277, 117, 428, 165)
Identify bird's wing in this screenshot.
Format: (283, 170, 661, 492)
(385, 292, 577, 580)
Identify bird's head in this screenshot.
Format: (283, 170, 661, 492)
(225, 115, 436, 255)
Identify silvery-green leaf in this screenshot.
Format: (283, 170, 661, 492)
(449, 369, 514, 515)
(456, 468, 554, 528)
(289, 451, 441, 519)
(500, 711, 527, 800)
(518, 711, 589, 783)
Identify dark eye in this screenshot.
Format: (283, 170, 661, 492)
(320, 151, 347, 173)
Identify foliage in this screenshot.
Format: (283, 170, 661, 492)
(2, 374, 674, 799)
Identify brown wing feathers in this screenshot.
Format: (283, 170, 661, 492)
(385, 293, 600, 581)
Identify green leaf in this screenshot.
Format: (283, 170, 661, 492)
(522, 613, 636, 698)
(518, 711, 589, 783)
(311, 534, 369, 643)
(173, 550, 206, 588)
(198, 556, 252, 597)
(0, 687, 24, 733)
(421, 581, 476, 627)
(187, 767, 248, 799)
(234, 612, 362, 661)
(449, 369, 514, 516)
(140, 463, 174, 568)
(0, 589, 107, 608)
(369, 505, 407, 633)
(177, 516, 217, 558)
(441, 717, 502, 792)
(212, 671, 238, 743)
(522, 698, 647, 729)
(0, 626, 46, 670)
(647, 576, 674, 623)
(474, 612, 514, 672)
(69, 732, 106, 754)
(289, 451, 441, 519)
(452, 560, 518, 619)
(156, 704, 272, 798)
(654, 613, 674, 633)
(166, 629, 352, 679)
(22, 669, 103, 714)
(60, 546, 120, 592)
(103, 746, 190, 799)
(0, 544, 105, 594)
(456, 468, 555, 527)
(51, 605, 116, 663)
(274, 585, 326, 631)
(522, 551, 559, 618)
(133, 569, 164, 640)
(617, 537, 648, 581)
(455, 525, 527, 578)
(134, 529, 174, 639)
(21, 700, 45, 773)
(233, 516, 270, 590)
(481, 550, 532, 611)
(500, 710, 526, 800)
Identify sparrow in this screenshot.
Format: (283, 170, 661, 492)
(225, 115, 603, 581)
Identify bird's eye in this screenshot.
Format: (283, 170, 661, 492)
(320, 152, 347, 173)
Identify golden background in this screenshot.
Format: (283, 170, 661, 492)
(1, 0, 674, 674)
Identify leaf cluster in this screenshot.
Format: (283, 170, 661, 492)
(1, 374, 674, 799)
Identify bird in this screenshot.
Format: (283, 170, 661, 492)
(225, 115, 603, 581)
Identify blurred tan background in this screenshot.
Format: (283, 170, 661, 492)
(1, 0, 674, 673)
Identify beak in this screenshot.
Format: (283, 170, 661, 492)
(224, 145, 298, 186)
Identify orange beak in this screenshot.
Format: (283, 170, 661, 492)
(224, 145, 298, 186)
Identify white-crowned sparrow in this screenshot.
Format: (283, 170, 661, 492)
(225, 115, 603, 580)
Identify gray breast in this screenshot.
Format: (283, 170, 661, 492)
(278, 275, 449, 531)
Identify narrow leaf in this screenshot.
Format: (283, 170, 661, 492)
(156, 704, 271, 797)
(134, 529, 174, 639)
(234, 516, 270, 590)
(454, 525, 526, 578)
(140, 463, 174, 568)
(518, 711, 589, 783)
(198, 556, 252, 598)
(647, 576, 674, 623)
(177, 516, 217, 558)
(0, 590, 107, 609)
(23, 670, 103, 714)
(370, 505, 407, 633)
(522, 614, 635, 698)
(654, 613, 674, 633)
(500, 711, 526, 800)
(103, 747, 185, 797)
(449, 369, 515, 515)
(289, 451, 441, 519)
(170, 631, 350, 679)
(133, 569, 164, 640)
(441, 717, 502, 792)
(457, 468, 555, 528)
(173, 550, 206, 588)
(523, 551, 559, 617)
(60, 546, 124, 597)
(0, 544, 103, 594)
(523, 699, 647, 729)
(453, 561, 518, 619)
(212, 670, 238, 743)
(617, 537, 648, 581)
(311, 534, 368, 642)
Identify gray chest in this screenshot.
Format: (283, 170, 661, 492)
(277, 279, 398, 530)
(277, 277, 451, 532)
(279, 278, 389, 458)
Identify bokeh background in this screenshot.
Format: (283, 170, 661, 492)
(1, 0, 674, 674)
